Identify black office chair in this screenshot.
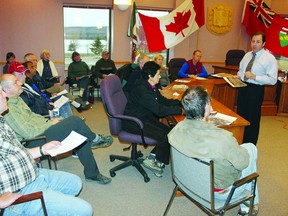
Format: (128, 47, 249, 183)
(168, 58, 186, 81)
(225, 49, 245, 66)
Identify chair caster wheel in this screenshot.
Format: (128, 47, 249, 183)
(110, 171, 116, 177)
(110, 156, 115, 162)
(144, 177, 150, 183)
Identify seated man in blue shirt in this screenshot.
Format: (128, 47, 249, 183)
(178, 50, 208, 78)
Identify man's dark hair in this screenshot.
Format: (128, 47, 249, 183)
(252, 31, 266, 43)
(141, 61, 160, 80)
(181, 86, 210, 119)
(71, 52, 80, 62)
(6, 52, 15, 62)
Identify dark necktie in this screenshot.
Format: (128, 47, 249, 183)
(246, 52, 256, 72)
(244, 52, 256, 80)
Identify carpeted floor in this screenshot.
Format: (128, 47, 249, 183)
(45, 99, 288, 216)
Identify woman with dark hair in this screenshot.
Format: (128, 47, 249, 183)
(122, 61, 183, 177)
(3, 52, 16, 74)
(67, 52, 91, 105)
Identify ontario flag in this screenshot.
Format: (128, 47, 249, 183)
(128, 2, 141, 62)
(242, 0, 288, 57)
(138, 0, 204, 53)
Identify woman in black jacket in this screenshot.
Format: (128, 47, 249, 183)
(123, 61, 183, 177)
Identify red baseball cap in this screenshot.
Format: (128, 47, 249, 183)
(8, 62, 27, 73)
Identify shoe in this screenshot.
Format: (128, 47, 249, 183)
(83, 101, 90, 105)
(71, 152, 79, 159)
(76, 104, 89, 113)
(91, 135, 113, 149)
(85, 173, 112, 185)
(142, 157, 163, 177)
(238, 205, 259, 216)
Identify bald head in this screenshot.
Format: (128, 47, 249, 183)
(0, 74, 23, 99)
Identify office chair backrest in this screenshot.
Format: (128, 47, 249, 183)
(100, 75, 127, 135)
(225, 49, 245, 66)
(171, 146, 214, 207)
(168, 58, 186, 81)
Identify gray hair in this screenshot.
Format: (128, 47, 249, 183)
(181, 86, 210, 119)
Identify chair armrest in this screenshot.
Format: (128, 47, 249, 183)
(13, 192, 43, 205)
(113, 114, 144, 129)
(233, 172, 259, 188)
(21, 135, 46, 143)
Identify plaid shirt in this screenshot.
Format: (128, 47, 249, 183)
(0, 116, 38, 193)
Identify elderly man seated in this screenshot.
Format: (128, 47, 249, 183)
(168, 86, 259, 216)
(0, 73, 113, 185)
(0, 86, 93, 215)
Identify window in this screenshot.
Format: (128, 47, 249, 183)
(63, 7, 111, 69)
(138, 10, 169, 66)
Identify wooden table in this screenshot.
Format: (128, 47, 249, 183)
(212, 65, 279, 116)
(277, 79, 288, 116)
(161, 78, 250, 144)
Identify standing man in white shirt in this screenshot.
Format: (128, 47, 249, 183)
(235, 31, 278, 145)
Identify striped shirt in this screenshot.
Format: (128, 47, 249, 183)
(0, 116, 38, 193)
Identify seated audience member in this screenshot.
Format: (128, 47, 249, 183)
(153, 54, 170, 87)
(3, 52, 16, 74)
(24, 53, 88, 111)
(8, 62, 72, 119)
(22, 58, 88, 112)
(178, 50, 208, 78)
(37, 49, 59, 82)
(168, 86, 259, 216)
(122, 54, 150, 95)
(93, 50, 117, 79)
(0, 73, 113, 185)
(122, 61, 183, 177)
(67, 52, 91, 105)
(0, 86, 93, 215)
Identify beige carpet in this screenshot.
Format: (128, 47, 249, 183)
(44, 99, 288, 216)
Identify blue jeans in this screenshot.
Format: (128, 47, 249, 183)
(214, 143, 259, 207)
(4, 169, 92, 216)
(59, 102, 73, 120)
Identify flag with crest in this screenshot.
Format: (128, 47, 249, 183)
(128, 2, 140, 62)
(242, 0, 288, 57)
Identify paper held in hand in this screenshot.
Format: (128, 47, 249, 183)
(46, 131, 87, 157)
(50, 89, 69, 99)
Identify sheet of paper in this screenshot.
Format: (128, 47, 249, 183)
(50, 89, 69, 99)
(174, 79, 191, 83)
(214, 112, 237, 123)
(53, 96, 69, 109)
(46, 131, 87, 157)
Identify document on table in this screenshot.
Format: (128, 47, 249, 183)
(174, 79, 191, 83)
(208, 112, 237, 126)
(53, 96, 69, 109)
(46, 131, 87, 157)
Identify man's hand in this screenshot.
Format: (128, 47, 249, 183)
(188, 74, 197, 79)
(49, 117, 61, 124)
(244, 71, 256, 80)
(0, 192, 22, 208)
(41, 141, 62, 155)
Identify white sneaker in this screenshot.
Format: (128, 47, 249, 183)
(143, 157, 163, 177)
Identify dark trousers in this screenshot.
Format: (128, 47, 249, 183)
(28, 116, 100, 178)
(237, 83, 264, 145)
(123, 118, 171, 164)
(71, 77, 90, 102)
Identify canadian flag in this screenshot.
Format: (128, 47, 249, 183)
(138, 0, 204, 53)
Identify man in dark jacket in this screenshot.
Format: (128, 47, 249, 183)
(122, 61, 183, 177)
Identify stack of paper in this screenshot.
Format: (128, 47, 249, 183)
(208, 112, 237, 126)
